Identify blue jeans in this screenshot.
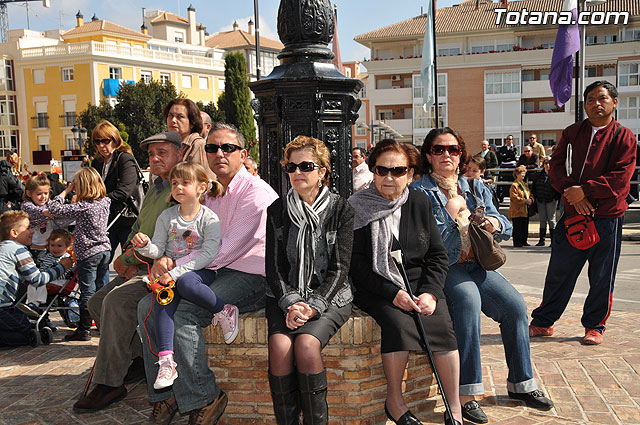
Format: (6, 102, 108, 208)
(445, 262, 537, 396)
(137, 267, 266, 413)
(76, 250, 110, 310)
(531, 216, 623, 333)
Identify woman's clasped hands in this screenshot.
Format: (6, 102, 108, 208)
(286, 302, 317, 330)
(393, 290, 437, 316)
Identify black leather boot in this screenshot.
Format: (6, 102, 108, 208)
(298, 370, 328, 425)
(269, 372, 301, 425)
(65, 309, 92, 341)
(536, 228, 546, 246)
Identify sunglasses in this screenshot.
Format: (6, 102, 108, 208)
(373, 165, 409, 177)
(283, 161, 321, 173)
(204, 143, 242, 154)
(430, 145, 462, 156)
(93, 138, 111, 145)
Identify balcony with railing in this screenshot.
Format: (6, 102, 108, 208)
(20, 41, 225, 70)
(59, 112, 76, 128)
(31, 113, 49, 129)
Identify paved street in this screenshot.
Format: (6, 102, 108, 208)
(1, 226, 640, 425)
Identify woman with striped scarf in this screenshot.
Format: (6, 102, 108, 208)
(265, 136, 355, 425)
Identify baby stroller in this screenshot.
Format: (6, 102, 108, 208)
(16, 268, 80, 346)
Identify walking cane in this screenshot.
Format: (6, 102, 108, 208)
(390, 250, 456, 424)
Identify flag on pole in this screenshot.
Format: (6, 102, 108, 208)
(332, 5, 343, 74)
(421, 0, 436, 108)
(549, 0, 580, 107)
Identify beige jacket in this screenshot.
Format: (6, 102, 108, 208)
(182, 133, 216, 180)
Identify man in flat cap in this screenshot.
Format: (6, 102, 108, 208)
(72, 132, 183, 413)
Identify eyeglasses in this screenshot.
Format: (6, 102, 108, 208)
(524, 150, 532, 153)
(283, 161, 321, 173)
(373, 165, 409, 177)
(93, 138, 111, 145)
(204, 143, 242, 154)
(430, 145, 462, 156)
(528, 137, 536, 140)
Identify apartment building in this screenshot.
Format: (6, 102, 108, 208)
(0, 6, 226, 171)
(206, 20, 283, 81)
(354, 0, 640, 153)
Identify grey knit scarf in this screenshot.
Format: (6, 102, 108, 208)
(348, 184, 408, 289)
(286, 186, 331, 297)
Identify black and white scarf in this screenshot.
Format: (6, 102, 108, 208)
(286, 186, 331, 297)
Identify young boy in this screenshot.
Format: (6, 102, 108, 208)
(0, 211, 73, 347)
(27, 229, 74, 305)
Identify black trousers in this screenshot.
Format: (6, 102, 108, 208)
(512, 217, 529, 246)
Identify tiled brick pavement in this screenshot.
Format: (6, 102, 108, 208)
(1, 296, 639, 425)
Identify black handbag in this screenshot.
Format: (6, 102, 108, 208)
(468, 179, 507, 270)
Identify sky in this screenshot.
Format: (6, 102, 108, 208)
(6, 0, 461, 64)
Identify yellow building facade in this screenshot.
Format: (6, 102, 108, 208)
(1, 8, 225, 171)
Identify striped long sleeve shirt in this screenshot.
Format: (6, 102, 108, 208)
(0, 240, 65, 308)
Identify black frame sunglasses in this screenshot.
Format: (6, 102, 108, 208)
(373, 165, 409, 177)
(204, 143, 242, 154)
(283, 161, 321, 173)
(430, 145, 461, 156)
(93, 138, 112, 145)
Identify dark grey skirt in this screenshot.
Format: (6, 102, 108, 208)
(265, 296, 352, 348)
(354, 290, 458, 354)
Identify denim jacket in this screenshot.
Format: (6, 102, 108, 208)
(410, 175, 512, 265)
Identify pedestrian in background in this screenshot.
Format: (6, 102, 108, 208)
(509, 165, 534, 248)
(531, 159, 559, 246)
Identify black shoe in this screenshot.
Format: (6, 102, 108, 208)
(462, 400, 488, 424)
(523, 242, 531, 247)
(513, 244, 524, 248)
(73, 384, 127, 413)
(444, 412, 462, 425)
(64, 328, 91, 341)
(384, 403, 423, 424)
(124, 357, 146, 384)
(508, 390, 554, 410)
(535, 240, 545, 246)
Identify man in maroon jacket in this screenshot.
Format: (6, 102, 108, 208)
(529, 81, 637, 345)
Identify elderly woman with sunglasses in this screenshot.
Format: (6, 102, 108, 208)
(349, 139, 462, 425)
(90, 120, 143, 261)
(411, 128, 553, 424)
(265, 136, 354, 425)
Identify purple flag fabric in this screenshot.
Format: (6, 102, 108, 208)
(549, 0, 580, 108)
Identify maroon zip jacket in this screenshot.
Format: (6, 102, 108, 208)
(549, 118, 636, 218)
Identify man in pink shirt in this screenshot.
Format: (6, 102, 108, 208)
(137, 123, 278, 425)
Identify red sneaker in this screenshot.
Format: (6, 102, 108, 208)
(529, 325, 554, 337)
(583, 328, 603, 345)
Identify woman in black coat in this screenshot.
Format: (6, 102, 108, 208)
(266, 136, 354, 425)
(349, 139, 462, 425)
(90, 120, 142, 261)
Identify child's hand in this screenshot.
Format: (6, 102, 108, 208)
(60, 257, 74, 269)
(131, 232, 149, 248)
(43, 210, 54, 219)
(62, 181, 75, 196)
(157, 273, 173, 285)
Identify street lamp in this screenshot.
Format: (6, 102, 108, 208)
(577, 0, 607, 121)
(71, 125, 88, 154)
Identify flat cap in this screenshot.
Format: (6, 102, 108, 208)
(139, 131, 182, 151)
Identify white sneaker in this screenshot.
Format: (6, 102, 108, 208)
(212, 304, 239, 344)
(153, 354, 178, 390)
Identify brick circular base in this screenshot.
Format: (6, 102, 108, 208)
(205, 308, 439, 425)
